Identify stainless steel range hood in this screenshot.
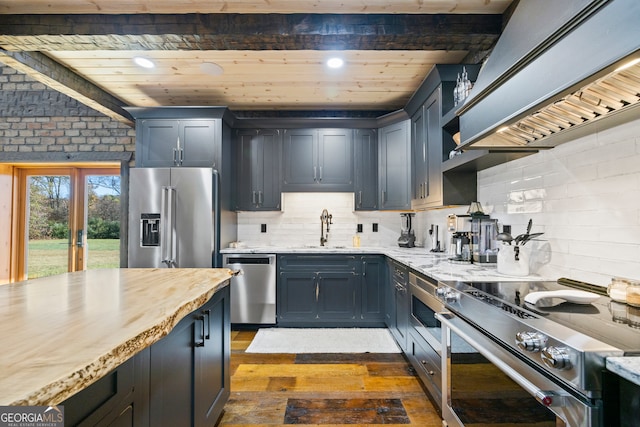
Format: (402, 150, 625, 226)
(458, 0, 640, 150)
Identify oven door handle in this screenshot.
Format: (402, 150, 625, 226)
(436, 312, 568, 408)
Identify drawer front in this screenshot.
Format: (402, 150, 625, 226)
(278, 254, 358, 271)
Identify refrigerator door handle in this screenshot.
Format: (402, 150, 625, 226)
(161, 186, 176, 268)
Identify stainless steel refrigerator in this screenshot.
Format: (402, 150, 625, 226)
(128, 167, 236, 268)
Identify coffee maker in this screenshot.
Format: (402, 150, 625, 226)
(470, 215, 498, 263)
(398, 213, 416, 248)
(447, 214, 472, 262)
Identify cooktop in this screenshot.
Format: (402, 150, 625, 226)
(454, 279, 640, 354)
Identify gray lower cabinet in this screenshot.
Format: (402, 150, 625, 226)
(353, 129, 378, 210)
(386, 259, 409, 352)
(282, 129, 354, 192)
(277, 255, 385, 326)
(234, 129, 282, 210)
(61, 287, 230, 427)
(360, 256, 386, 321)
(61, 356, 139, 427)
(149, 287, 230, 427)
(379, 120, 411, 210)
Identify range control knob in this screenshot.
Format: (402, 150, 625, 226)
(436, 286, 447, 297)
(444, 289, 460, 303)
(515, 331, 547, 352)
(541, 346, 572, 370)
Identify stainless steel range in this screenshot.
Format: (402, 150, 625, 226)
(433, 278, 640, 427)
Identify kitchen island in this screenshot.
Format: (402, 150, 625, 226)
(0, 268, 232, 417)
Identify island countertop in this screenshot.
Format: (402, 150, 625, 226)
(0, 268, 233, 406)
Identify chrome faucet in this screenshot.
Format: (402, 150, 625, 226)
(320, 209, 333, 246)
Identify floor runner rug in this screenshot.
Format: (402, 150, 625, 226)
(245, 327, 401, 354)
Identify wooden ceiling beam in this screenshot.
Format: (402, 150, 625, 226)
(0, 13, 502, 52)
(0, 49, 133, 126)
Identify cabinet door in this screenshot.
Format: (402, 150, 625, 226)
(278, 271, 318, 321)
(354, 129, 378, 210)
(412, 105, 428, 200)
(394, 281, 410, 352)
(149, 314, 195, 427)
(180, 120, 217, 168)
(317, 272, 357, 320)
(234, 130, 256, 210)
(136, 120, 180, 167)
(360, 256, 385, 321)
(254, 129, 282, 210)
(61, 356, 136, 427)
(424, 89, 443, 205)
(194, 288, 230, 427)
(283, 129, 317, 188)
(234, 129, 282, 210)
(379, 120, 411, 210)
(317, 129, 353, 190)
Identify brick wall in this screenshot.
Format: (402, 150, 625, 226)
(0, 65, 136, 155)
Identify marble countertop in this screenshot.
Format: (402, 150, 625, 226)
(0, 268, 233, 406)
(606, 357, 640, 386)
(222, 244, 640, 383)
(221, 245, 546, 283)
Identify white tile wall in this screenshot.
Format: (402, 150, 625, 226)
(237, 117, 640, 287)
(237, 192, 408, 248)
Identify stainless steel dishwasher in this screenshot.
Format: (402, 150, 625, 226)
(222, 254, 276, 324)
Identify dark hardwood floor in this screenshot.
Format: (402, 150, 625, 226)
(218, 329, 442, 426)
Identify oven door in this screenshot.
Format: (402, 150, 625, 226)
(436, 311, 602, 427)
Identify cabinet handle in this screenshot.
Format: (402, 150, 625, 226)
(362, 261, 367, 277)
(194, 314, 205, 347)
(258, 191, 263, 205)
(424, 181, 427, 198)
(319, 166, 323, 181)
(173, 148, 178, 165)
(179, 149, 184, 164)
(358, 191, 362, 206)
(252, 191, 256, 205)
(315, 282, 319, 301)
(203, 309, 211, 340)
(382, 190, 386, 204)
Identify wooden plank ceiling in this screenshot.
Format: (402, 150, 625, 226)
(0, 1, 513, 124)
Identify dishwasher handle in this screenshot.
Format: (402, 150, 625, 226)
(224, 256, 274, 265)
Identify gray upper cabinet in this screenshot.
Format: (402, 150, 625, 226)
(407, 65, 483, 210)
(234, 129, 282, 211)
(282, 128, 354, 192)
(379, 120, 411, 210)
(412, 88, 443, 206)
(136, 119, 220, 168)
(354, 128, 378, 210)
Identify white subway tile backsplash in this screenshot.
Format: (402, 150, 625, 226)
(235, 118, 640, 287)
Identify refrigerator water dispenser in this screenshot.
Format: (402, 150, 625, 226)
(140, 213, 161, 246)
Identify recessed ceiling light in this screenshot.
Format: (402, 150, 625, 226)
(133, 56, 155, 69)
(326, 57, 344, 69)
(200, 62, 224, 76)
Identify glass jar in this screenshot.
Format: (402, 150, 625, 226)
(626, 279, 640, 307)
(607, 277, 630, 303)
